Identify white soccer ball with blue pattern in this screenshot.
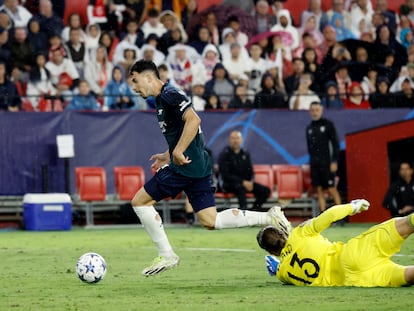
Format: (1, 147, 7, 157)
(76, 252, 107, 283)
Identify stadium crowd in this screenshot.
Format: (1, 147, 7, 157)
(0, 0, 413, 112)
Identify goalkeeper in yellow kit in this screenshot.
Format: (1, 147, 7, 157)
(257, 199, 414, 287)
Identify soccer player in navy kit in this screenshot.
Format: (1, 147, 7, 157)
(129, 60, 290, 276)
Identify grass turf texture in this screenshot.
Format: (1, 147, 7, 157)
(0, 224, 413, 311)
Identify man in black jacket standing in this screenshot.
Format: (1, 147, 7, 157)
(383, 161, 414, 217)
(218, 130, 270, 210)
(306, 101, 342, 213)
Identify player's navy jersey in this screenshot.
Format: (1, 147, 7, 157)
(155, 83, 212, 178)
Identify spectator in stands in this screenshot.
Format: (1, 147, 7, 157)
(219, 27, 249, 62)
(360, 65, 378, 99)
(293, 32, 323, 65)
(320, 43, 352, 87)
(139, 44, 165, 66)
(247, 43, 267, 92)
(383, 161, 414, 218)
(27, 18, 48, 55)
(200, 43, 219, 81)
(104, 65, 144, 110)
(306, 101, 342, 213)
(223, 43, 251, 85)
(166, 43, 205, 94)
(218, 130, 270, 210)
(87, 0, 123, 33)
(400, 28, 414, 50)
(157, 63, 179, 89)
(324, 0, 352, 30)
(188, 26, 210, 55)
(301, 0, 327, 32)
(343, 81, 371, 109)
(229, 83, 254, 109)
(204, 62, 234, 108)
(181, 0, 197, 30)
(0, 11, 13, 32)
(141, 8, 166, 40)
(320, 25, 337, 57)
(26, 52, 57, 110)
(271, 9, 300, 51)
(0, 60, 20, 111)
(298, 14, 324, 48)
(0, 0, 32, 28)
(284, 57, 305, 96)
(122, 0, 148, 28)
(289, 72, 320, 110)
(395, 77, 414, 108)
(252, 0, 277, 34)
(375, 24, 408, 70)
(85, 24, 102, 55)
(265, 60, 287, 94)
(66, 79, 100, 111)
(99, 31, 119, 62)
(328, 12, 356, 42)
(302, 47, 320, 82)
(405, 0, 414, 25)
(204, 92, 222, 110)
(159, 21, 187, 55)
(35, 0, 64, 39)
(0, 26, 9, 65)
(84, 45, 113, 100)
(369, 76, 394, 108)
(65, 28, 87, 79)
(320, 80, 343, 109)
(45, 45, 80, 102)
(10, 27, 35, 82)
(226, 15, 248, 47)
(116, 46, 137, 75)
(61, 13, 87, 43)
(159, 10, 188, 43)
(349, 0, 373, 37)
(202, 11, 219, 46)
(119, 19, 145, 49)
(375, 0, 398, 34)
(190, 80, 206, 111)
(334, 62, 352, 99)
(254, 73, 286, 109)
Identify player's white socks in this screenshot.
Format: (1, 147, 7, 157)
(214, 208, 271, 229)
(133, 206, 175, 258)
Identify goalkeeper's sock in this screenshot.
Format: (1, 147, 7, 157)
(133, 206, 175, 258)
(214, 209, 270, 229)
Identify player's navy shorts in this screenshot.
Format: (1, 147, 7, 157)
(310, 162, 336, 189)
(144, 165, 216, 213)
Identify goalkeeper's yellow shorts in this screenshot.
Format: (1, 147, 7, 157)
(340, 219, 407, 287)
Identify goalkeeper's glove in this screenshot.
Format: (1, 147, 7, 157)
(350, 199, 370, 215)
(265, 255, 279, 277)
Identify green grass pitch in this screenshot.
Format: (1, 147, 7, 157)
(0, 224, 413, 311)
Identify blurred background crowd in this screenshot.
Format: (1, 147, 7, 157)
(0, 0, 413, 112)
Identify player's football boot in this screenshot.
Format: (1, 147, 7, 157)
(267, 206, 292, 237)
(141, 254, 180, 276)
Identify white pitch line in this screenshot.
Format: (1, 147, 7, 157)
(393, 254, 414, 258)
(182, 247, 256, 253)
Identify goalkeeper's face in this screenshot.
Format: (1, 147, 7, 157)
(256, 226, 287, 256)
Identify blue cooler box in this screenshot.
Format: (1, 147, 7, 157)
(23, 193, 72, 231)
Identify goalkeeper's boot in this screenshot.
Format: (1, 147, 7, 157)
(267, 206, 292, 237)
(141, 254, 180, 277)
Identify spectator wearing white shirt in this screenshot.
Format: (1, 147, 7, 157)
(223, 42, 251, 85)
(289, 73, 320, 110)
(0, 0, 32, 28)
(141, 8, 167, 40)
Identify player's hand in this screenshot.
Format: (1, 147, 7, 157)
(350, 199, 370, 215)
(150, 152, 170, 170)
(172, 151, 191, 166)
(242, 180, 254, 192)
(265, 255, 279, 277)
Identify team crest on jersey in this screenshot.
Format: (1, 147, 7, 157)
(320, 126, 325, 132)
(158, 109, 163, 115)
(401, 186, 406, 192)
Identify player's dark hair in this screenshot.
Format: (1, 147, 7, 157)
(129, 60, 160, 79)
(257, 226, 287, 256)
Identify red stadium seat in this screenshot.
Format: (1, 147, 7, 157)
(247, 164, 274, 198)
(75, 167, 107, 226)
(113, 166, 145, 201)
(63, 0, 88, 26)
(272, 165, 303, 199)
(301, 164, 312, 193)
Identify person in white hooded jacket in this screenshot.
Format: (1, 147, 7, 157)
(270, 9, 300, 51)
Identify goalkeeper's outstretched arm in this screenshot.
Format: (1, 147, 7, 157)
(311, 199, 370, 233)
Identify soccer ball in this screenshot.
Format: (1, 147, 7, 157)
(76, 252, 107, 284)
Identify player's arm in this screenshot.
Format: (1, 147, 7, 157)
(172, 108, 201, 165)
(307, 199, 370, 234)
(150, 149, 170, 171)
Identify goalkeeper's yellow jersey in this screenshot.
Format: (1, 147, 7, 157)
(276, 204, 353, 286)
